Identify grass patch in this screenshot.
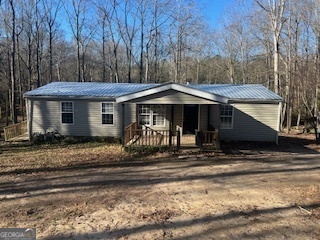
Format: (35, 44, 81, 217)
(0, 142, 130, 175)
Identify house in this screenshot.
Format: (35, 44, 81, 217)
(24, 82, 283, 147)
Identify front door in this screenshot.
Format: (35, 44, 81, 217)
(183, 104, 198, 134)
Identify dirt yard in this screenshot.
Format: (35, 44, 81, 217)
(0, 133, 319, 239)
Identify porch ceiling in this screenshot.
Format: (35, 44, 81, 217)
(116, 83, 228, 104)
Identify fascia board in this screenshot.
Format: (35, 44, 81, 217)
(116, 84, 173, 103)
(171, 84, 228, 103)
(24, 95, 116, 101)
(228, 99, 283, 104)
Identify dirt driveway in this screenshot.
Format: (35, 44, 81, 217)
(0, 134, 320, 239)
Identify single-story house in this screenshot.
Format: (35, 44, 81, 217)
(24, 82, 283, 147)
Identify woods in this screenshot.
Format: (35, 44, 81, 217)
(0, 0, 319, 131)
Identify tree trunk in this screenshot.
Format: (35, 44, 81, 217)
(9, 0, 17, 124)
(273, 37, 280, 94)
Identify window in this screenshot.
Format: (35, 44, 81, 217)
(139, 105, 165, 127)
(102, 102, 114, 124)
(220, 104, 233, 129)
(138, 105, 151, 125)
(61, 101, 74, 124)
(152, 105, 165, 126)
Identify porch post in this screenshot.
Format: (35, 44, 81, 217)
(198, 104, 201, 131)
(207, 105, 210, 130)
(217, 104, 221, 150)
(170, 104, 174, 131)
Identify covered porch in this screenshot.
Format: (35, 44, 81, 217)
(123, 121, 220, 151)
(116, 84, 225, 151)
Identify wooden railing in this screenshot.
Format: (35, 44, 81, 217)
(4, 121, 28, 141)
(124, 122, 138, 145)
(124, 124, 180, 150)
(196, 130, 220, 150)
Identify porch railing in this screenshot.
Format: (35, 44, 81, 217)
(124, 122, 138, 145)
(124, 123, 180, 150)
(4, 121, 28, 141)
(196, 130, 220, 150)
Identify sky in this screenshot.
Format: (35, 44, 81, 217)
(200, 0, 233, 27)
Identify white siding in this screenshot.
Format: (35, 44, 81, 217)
(29, 98, 127, 137)
(219, 103, 280, 142)
(209, 105, 220, 130)
(124, 103, 136, 127)
(27, 97, 280, 142)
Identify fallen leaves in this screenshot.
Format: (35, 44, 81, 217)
(139, 209, 175, 223)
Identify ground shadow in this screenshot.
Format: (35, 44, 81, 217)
(42, 203, 320, 240)
(221, 135, 319, 155)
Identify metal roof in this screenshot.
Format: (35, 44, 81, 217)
(188, 84, 283, 101)
(24, 82, 282, 102)
(24, 82, 159, 98)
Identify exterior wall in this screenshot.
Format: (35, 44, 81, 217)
(211, 103, 280, 142)
(129, 89, 216, 104)
(124, 103, 136, 126)
(27, 98, 137, 138)
(26, 96, 280, 142)
(209, 105, 220, 130)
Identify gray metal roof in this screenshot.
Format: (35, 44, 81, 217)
(24, 82, 159, 98)
(189, 84, 283, 101)
(24, 82, 282, 101)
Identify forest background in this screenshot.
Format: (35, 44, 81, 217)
(0, 0, 319, 132)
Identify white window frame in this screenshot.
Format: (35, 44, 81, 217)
(220, 104, 234, 129)
(138, 104, 166, 127)
(101, 102, 114, 125)
(61, 101, 74, 125)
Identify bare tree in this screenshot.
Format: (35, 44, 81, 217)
(255, 0, 287, 94)
(43, 0, 64, 83)
(93, 0, 122, 83)
(66, 0, 95, 82)
(118, 0, 139, 83)
(1, 0, 18, 123)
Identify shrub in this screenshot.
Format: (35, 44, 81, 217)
(31, 132, 63, 144)
(125, 145, 171, 155)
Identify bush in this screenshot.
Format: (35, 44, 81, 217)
(61, 136, 121, 145)
(31, 132, 63, 144)
(125, 145, 171, 155)
(31, 133, 121, 145)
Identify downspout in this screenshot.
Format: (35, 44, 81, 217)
(121, 103, 125, 147)
(276, 101, 282, 145)
(25, 97, 32, 141)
